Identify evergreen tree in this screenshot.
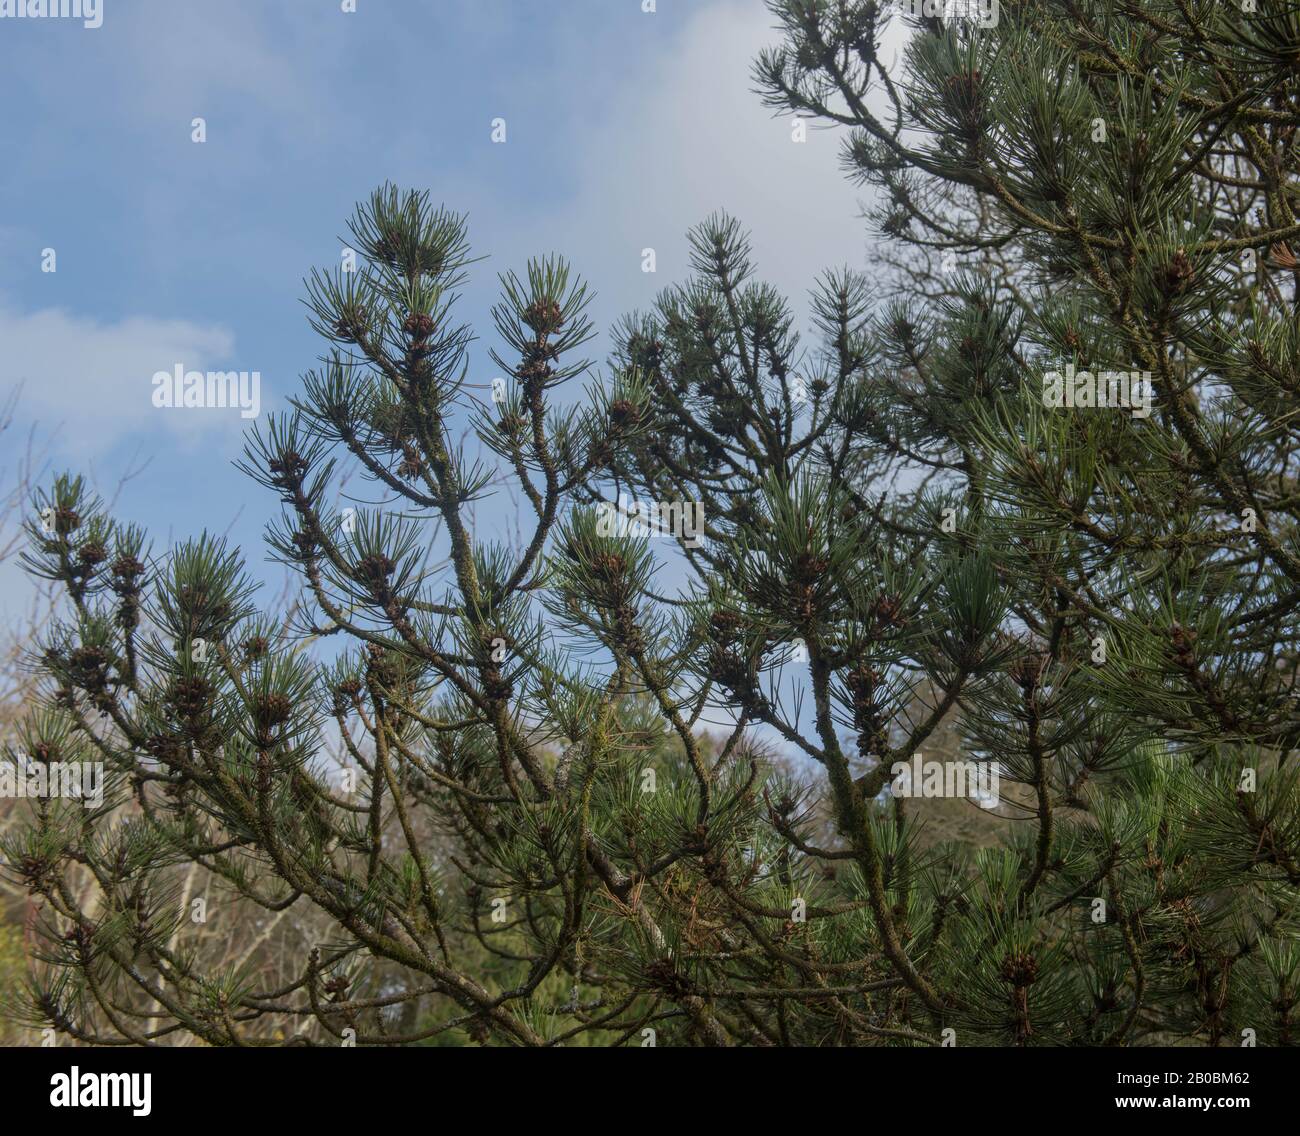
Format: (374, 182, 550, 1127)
(4, 0, 1300, 1046)
(745, 0, 1300, 1043)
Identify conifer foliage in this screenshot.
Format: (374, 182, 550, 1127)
(5, 2, 1300, 1046)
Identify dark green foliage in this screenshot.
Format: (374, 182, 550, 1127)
(4, 1, 1300, 1046)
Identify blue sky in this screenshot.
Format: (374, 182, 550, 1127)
(0, 0, 872, 624)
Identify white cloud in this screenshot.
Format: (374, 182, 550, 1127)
(518, 0, 880, 324)
(0, 305, 242, 453)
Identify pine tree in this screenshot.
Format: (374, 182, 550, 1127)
(4, 0, 1300, 1046)
(744, 0, 1300, 1043)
